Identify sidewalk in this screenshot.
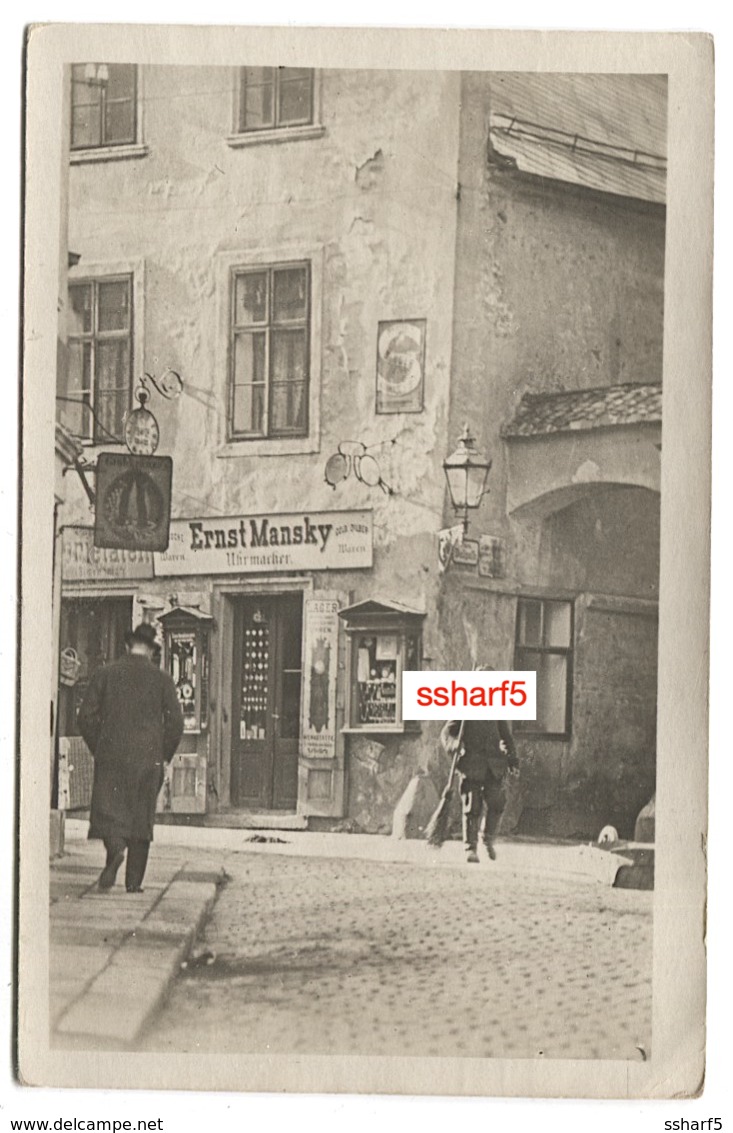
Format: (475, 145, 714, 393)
(65, 816, 634, 884)
(50, 840, 222, 1048)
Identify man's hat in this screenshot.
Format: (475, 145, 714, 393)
(125, 622, 158, 648)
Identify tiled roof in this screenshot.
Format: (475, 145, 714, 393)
(488, 74, 667, 204)
(501, 383, 662, 438)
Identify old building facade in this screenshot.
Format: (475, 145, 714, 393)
(56, 66, 665, 838)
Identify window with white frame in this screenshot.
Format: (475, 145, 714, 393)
(237, 67, 314, 133)
(71, 64, 138, 150)
(229, 263, 310, 439)
(514, 597, 574, 737)
(59, 276, 133, 443)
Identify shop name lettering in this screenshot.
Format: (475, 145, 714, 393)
(188, 517, 335, 554)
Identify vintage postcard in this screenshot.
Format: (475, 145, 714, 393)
(19, 24, 712, 1099)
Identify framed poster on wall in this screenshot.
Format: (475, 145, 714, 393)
(375, 318, 426, 414)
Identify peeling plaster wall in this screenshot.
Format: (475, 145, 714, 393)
(63, 66, 463, 831)
(438, 72, 665, 838)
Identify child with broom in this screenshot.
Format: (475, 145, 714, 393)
(429, 666, 519, 863)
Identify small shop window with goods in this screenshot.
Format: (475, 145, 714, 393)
(158, 606, 213, 734)
(338, 598, 424, 733)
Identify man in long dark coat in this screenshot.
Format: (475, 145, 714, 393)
(78, 622, 184, 892)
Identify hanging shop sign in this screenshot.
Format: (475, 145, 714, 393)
(301, 595, 341, 759)
(154, 510, 373, 577)
(94, 453, 173, 552)
(62, 526, 154, 582)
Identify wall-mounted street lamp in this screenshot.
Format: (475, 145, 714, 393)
(442, 424, 492, 534)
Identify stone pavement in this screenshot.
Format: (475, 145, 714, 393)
(65, 818, 633, 886)
(50, 840, 222, 1048)
(141, 847, 653, 1061)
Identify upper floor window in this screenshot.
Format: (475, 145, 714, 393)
(514, 597, 574, 738)
(229, 263, 310, 440)
(59, 276, 133, 443)
(238, 67, 314, 133)
(71, 64, 137, 150)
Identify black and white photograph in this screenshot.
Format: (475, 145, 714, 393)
(18, 24, 712, 1101)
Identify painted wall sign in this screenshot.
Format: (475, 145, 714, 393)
(301, 595, 341, 759)
(62, 526, 154, 582)
(154, 510, 373, 576)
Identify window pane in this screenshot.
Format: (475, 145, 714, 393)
(71, 66, 102, 147)
(71, 101, 101, 148)
(272, 267, 308, 322)
(271, 328, 307, 382)
(354, 634, 397, 726)
(280, 67, 312, 82)
(278, 74, 313, 125)
(270, 383, 306, 433)
(518, 649, 567, 733)
(69, 285, 93, 335)
(105, 97, 136, 145)
(271, 329, 307, 433)
(234, 273, 268, 325)
(281, 671, 302, 739)
(97, 280, 130, 332)
(536, 653, 568, 733)
(60, 341, 92, 437)
(244, 66, 275, 85)
(241, 71, 275, 130)
(105, 64, 136, 101)
(233, 332, 266, 384)
(96, 340, 130, 437)
(517, 599, 542, 646)
(544, 601, 572, 647)
(233, 384, 266, 435)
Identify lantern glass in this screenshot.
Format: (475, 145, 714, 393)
(465, 461, 490, 508)
(443, 426, 492, 518)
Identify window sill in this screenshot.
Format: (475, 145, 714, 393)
(217, 437, 320, 459)
(225, 124, 326, 150)
(71, 144, 149, 165)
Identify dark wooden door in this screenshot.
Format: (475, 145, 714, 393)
(231, 594, 302, 809)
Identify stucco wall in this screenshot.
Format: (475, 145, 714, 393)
(435, 73, 664, 839)
(446, 71, 666, 541)
(63, 66, 464, 831)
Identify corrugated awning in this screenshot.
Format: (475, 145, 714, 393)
(488, 73, 667, 204)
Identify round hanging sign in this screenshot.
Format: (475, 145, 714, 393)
(124, 406, 160, 455)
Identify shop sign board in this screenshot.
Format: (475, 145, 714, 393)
(62, 526, 154, 582)
(94, 453, 172, 553)
(301, 595, 341, 759)
(154, 510, 373, 576)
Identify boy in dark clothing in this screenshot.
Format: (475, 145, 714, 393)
(440, 715, 519, 863)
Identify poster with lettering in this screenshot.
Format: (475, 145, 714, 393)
(301, 595, 341, 759)
(154, 510, 373, 576)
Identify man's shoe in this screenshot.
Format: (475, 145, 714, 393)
(466, 849, 480, 864)
(98, 850, 125, 891)
(126, 886, 144, 894)
(484, 840, 497, 861)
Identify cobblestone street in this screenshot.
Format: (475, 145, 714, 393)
(142, 848, 652, 1060)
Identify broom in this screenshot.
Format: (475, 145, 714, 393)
(425, 720, 466, 849)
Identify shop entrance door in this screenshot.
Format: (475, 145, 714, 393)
(230, 594, 303, 810)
